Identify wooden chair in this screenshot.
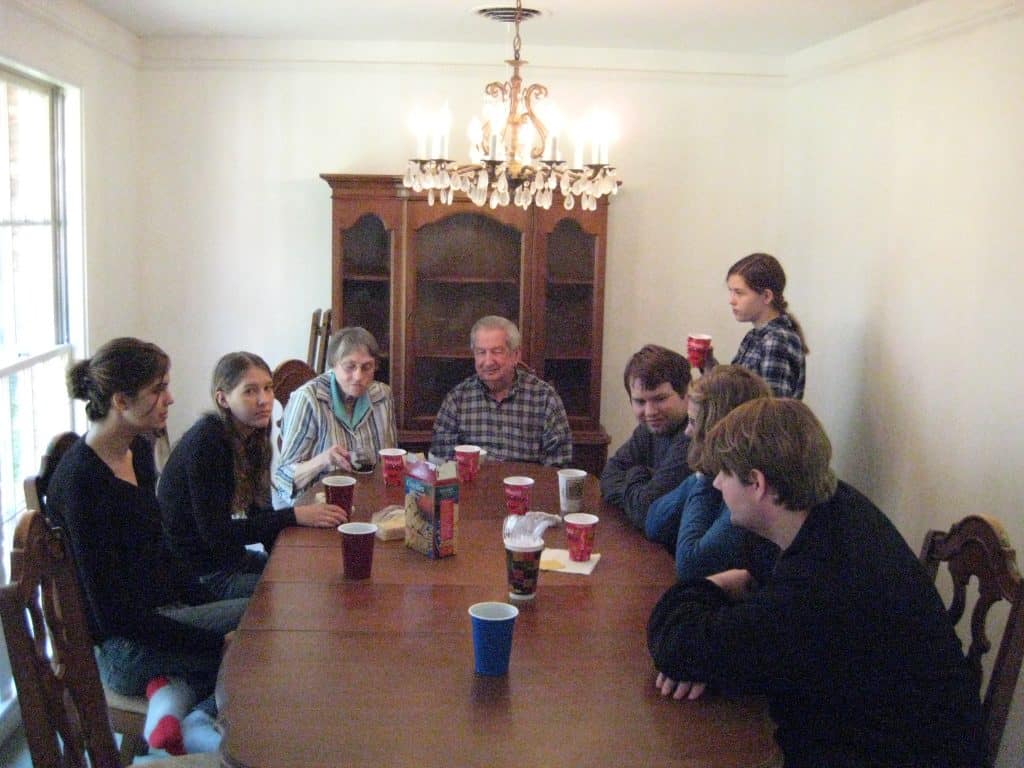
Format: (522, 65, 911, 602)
(0, 511, 218, 767)
(919, 514, 1024, 766)
(22, 431, 150, 764)
(22, 431, 78, 515)
(307, 308, 332, 374)
(272, 359, 318, 451)
(273, 359, 317, 411)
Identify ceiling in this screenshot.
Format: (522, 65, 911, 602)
(75, 0, 926, 56)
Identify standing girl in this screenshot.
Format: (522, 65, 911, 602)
(159, 351, 347, 600)
(721, 252, 808, 399)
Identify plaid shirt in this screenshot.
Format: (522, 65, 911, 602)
(731, 315, 806, 399)
(430, 370, 572, 466)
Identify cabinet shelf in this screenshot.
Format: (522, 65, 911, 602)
(413, 350, 473, 360)
(547, 277, 594, 287)
(344, 273, 390, 283)
(544, 351, 593, 361)
(418, 276, 519, 286)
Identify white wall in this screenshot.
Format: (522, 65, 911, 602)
(2, 0, 1022, 764)
(132, 46, 786, 440)
(784, 2, 1024, 764)
(0, 0, 142, 350)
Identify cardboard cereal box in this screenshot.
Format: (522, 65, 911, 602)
(404, 458, 458, 558)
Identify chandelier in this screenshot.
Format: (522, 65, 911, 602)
(402, 1, 620, 211)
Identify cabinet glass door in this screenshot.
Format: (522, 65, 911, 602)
(341, 213, 391, 383)
(406, 206, 528, 428)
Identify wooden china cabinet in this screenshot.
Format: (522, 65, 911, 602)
(320, 174, 611, 475)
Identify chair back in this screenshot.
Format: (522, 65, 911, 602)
(307, 308, 333, 374)
(272, 359, 318, 452)
(920, 514, 1024, 766)
(273, 359, 318, 411)
(0, 511, 122, 767)
(23, 431, 78, 514)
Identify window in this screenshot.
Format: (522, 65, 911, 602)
(0, 64, 79, 740)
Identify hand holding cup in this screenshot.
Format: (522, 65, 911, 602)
(294, 502, 348, 527)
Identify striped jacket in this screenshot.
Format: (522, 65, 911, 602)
(272, 374, 397, 506)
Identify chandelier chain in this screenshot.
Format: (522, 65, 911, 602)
(513, 0, 523, 62)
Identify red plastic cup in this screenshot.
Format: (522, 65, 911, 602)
(505, 540, 544, 601)
(687, 334, 712, 369)
(454, 445, 481, 483)
(503, 476, 534, 516)
(322, 475, 356, 515)
(378, 448, 407, 487)
(338, 522, 378, 579)
(564, 513, 599, 562)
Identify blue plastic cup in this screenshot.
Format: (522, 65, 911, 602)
(468, 602, 519, 676)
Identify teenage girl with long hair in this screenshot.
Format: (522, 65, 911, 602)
(159, 351, 347, 600)
(708, 253, 808, 399)
(645, 365, 778, 580)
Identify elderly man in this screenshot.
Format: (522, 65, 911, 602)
(600, 344, 692, 530)
(430, 315, 572, 466)
(647, 398, 985, 768)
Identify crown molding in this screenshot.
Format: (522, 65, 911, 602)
(786, 0, 1022, 82)
(137, 37, 786, 80)
(5, 0, 141, 67)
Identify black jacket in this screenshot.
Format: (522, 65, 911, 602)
(159, 414, 296, 574)
(47, 436, 221, 653)
(647, 482, 985, 768)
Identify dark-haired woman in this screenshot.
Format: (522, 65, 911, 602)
(159, 351, 347, 600)
(47, 337, 247, 754)
(709, 252, 808, 399)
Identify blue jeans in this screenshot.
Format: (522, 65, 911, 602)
(196, 549, 268, 600)
(96, 597, 248, 702)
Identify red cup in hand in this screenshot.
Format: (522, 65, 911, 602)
(687, 334, 712, 369)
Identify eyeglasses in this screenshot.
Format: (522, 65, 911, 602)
(338, 361, 376, 375)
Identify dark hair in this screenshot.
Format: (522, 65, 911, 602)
(622, 344, 691, 397)
(727, 253, 809, 354)
(211, 351, 273, 512)
(701, 398, 836, 511)
(67, 337, 170, 421)
(686, 366, 772, 472)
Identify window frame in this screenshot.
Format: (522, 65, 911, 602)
(0, 64, 69, 358)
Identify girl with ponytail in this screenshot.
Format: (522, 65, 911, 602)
(48, 337, 247, 754)
(712, 253, 808, 399)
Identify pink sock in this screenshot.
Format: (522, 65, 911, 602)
(144, 676, 196, 755)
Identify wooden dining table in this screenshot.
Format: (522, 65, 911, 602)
(217, 461, 779, 767)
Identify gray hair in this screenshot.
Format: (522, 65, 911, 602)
(470, 316, 521, 352)
(327, 326, 381, 366)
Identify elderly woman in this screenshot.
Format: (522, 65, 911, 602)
(273, 327, 398, 506)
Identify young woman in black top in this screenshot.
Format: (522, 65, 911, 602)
(48, 337, 247, 754)
(159, 351, 347, 599)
